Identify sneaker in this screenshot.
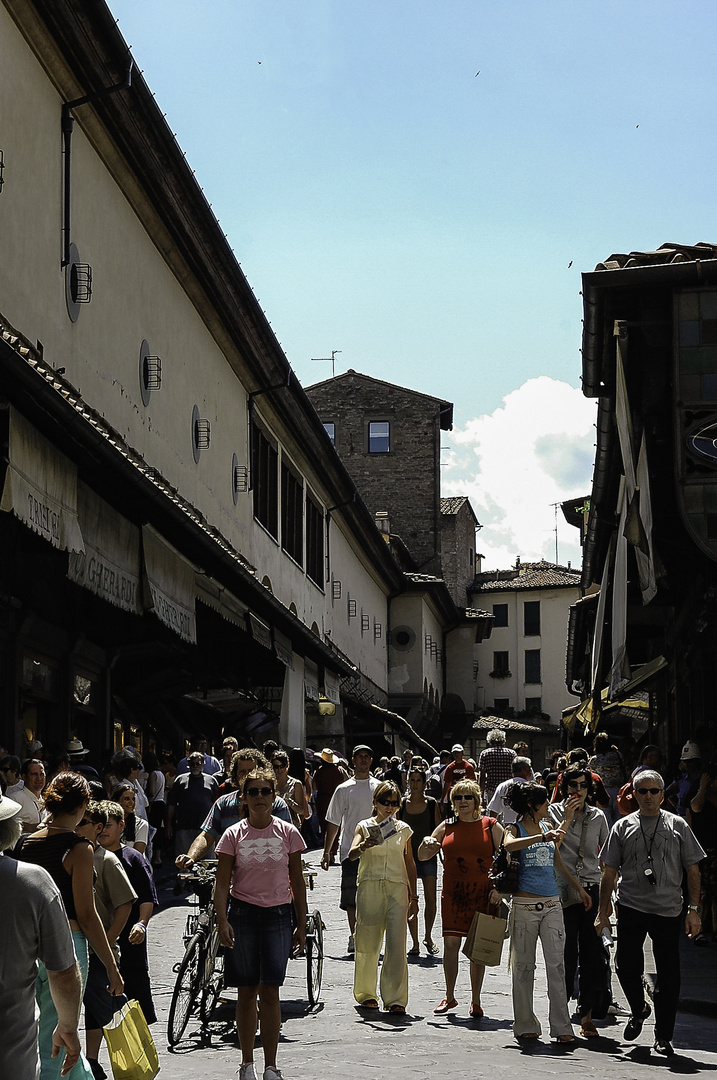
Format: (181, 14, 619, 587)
(608, 1001, 630, 1016)
(653, 1039, 675, 1057)
(347, 934, 355, 955)
(263, 1069, 284, 1080)
(624, 1003, 651, 1041)
(238, 1065, 258, 1080)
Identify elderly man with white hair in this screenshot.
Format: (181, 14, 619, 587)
(0, 792, 83, 1078)
(477, 730, 516, 805)
(595, 769, 705, 1057)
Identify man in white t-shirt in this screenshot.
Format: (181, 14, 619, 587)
(487, 757, 533, 823)
(320, 745, 379, 954)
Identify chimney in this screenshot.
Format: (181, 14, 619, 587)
(475, 552, 484, 575)
(375, 511, 390, 541)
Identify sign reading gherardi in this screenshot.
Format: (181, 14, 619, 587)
(68, 482, 141, 613)
(141, 525, 197, 644)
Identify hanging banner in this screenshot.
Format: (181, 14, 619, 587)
(248, 611, 273, 651)
(323, 669, 341, 704)
(141, 525, 196, 643)
(0, 406, 84, 552)
(69, 482, 141, 612)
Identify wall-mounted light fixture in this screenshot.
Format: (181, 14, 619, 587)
(374, 622, 383, 641)
(425, 634, 432, 651)
(232, 453, 248, 504)
(0, 149, 5, 193)
(65, 243, 92, 321)
(332, 579, 342, 600)
(348, 597, 357, 619)
(139, 340, 162, 406)
(191, 404, 211, 463)
(361, 614, 370, 634)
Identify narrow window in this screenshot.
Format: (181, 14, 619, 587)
(492, 603, 508, 627)
(281, 459, 303, 565)
(524, 600, 541, 636)
(368, 420, 390, 453)
(306, 491, 324, 586)
(525, 649, 541, 684)
(491, 651, 510, 677)
(322, 421, 336, 445)
(252, 421, 278, 537)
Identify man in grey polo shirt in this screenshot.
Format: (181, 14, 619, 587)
(0, 793, 82, 1078)
(595, 769, 705, 1057)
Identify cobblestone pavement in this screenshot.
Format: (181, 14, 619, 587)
(106, 858, 717, 1080)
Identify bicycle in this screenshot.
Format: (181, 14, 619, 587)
(167, 861, 224, 1046)
(300, 865, 324, 1006)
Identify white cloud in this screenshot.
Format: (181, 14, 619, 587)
(442, 377, 596, 571)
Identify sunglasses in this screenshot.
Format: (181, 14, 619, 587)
(568, 782, 588, 790)
(453, 794, 475, 801)
(245, 786, 274, 797)
(376, 798, 400, 807)
(637, 787, 661, 796)
(78, 817, 91, 827)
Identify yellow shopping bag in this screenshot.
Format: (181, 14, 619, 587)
(103, 998, 160, 1080)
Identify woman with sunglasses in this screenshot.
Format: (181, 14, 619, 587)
(271, 751, 307, 830)
(348, 780, 417, 1014)
(418, 779, 503, 1017)
(503, 781, 574, 1043)
(215, 768, 306, 1080)
(399, 767, 441, 955)
(548, 764, 609, 1037)
(18, 772, 123, 1079)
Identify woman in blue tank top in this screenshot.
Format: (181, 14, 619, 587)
(503, 782, 583, 1043)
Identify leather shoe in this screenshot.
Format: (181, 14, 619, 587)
(653, 1039, 674, 1057)
(624, 1004, 651, 1040)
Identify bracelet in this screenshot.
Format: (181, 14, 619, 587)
(133, 923, 147, 933)
(688, 904, 702, 914)
(410, 896, 419, 901)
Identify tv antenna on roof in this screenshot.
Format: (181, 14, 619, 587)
(311, 350, 342, 376)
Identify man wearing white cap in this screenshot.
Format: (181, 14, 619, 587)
(441, 743, 476, 809)
(0, 793, 83, 1078)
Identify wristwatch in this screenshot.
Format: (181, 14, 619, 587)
(688, 904, 702, 914)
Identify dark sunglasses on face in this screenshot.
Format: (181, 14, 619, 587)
(376, 797, 399, 807)
(568, 782, 588, 790)
(246, 786, 274, 797)
(454, 794, 475, 801)
(637, 787, 661, 796)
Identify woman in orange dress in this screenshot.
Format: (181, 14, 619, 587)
(418, 778, 503, 1018)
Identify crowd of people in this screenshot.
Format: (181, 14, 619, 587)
(0, 726, 714, 1079)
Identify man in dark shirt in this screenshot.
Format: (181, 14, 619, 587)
(167, 751, 218, 856)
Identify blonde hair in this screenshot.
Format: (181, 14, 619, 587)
(450, 778, 482, 813)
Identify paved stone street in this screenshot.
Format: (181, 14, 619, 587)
(114, 861, 717, 1080)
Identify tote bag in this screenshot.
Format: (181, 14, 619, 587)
(103, 998, 160, 1080)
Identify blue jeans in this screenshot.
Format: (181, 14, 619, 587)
(228, 899, 293, 986)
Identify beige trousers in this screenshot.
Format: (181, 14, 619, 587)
(353, 877, 409, 1008)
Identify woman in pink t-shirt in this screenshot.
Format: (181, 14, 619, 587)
(215, 768, 307, 1080)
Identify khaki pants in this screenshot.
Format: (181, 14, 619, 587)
(510, 898, 573, 1038)
(353, 878, 409, 1009)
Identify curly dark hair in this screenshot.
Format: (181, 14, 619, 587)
(504, 781, 549, 819)
(43, 771, 91, 815)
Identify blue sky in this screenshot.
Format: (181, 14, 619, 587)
(108, 0, 717, 569)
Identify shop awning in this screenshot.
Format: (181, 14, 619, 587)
(141, 524, 197, 643)
(68, 481, 141, 613)
(1, 406, 84, 552)
(195, 574, 248, 628)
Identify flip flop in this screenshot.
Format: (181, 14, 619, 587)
(434, 998, 458, 1014)
(424, 939, 440, 954)
(359, 999, 379, 1009)
(389, 1004, 406, 1014)
(407, 945, 420, 955)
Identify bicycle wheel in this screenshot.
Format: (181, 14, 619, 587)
(306, 910, 323, 1006)
(200, 927, 225, 1024)
(168, 932, 203, 1045)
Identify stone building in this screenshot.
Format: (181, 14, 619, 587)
(307, 370, 453, 575)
